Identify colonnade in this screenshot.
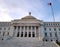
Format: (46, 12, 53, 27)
(13, 26, 40, 37)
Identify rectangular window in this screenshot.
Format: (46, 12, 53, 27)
(50, 32, 52, 37)
(44, 28, 46, 31)
(58, 24, 59, 26)
(49, 24, 50, 26)
(55, 32, 57, 37)
(59, 28, 60, 31)
(44, 32, 47, 37)
(51, 23, 52, 26)
(49, 28, 51, 31)
(54, 28, 56, 31)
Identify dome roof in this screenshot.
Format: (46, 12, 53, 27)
(21, 16, 36, 19)
(21, 12, 36, 20)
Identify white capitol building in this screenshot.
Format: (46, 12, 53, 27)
(0, 12, 60, 47)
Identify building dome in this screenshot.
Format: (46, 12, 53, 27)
(21, 12, 36, 20)
(22, 16, 36, 19)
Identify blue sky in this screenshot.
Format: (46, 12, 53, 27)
(0, 0, 60, 22)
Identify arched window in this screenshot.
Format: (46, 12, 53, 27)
(17, 32, 19, 37)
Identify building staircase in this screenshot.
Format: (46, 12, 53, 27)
(0, 37, 59, 47)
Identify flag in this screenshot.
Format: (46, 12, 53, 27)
(48, 2, 52, 6)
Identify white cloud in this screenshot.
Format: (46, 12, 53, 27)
(0, 0, 45, 19)
(0, 0, 55, 21)
(0, 6, 12, 21)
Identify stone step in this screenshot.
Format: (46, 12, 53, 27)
(0, 40, 59, 47)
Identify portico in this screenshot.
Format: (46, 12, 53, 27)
(11, 12, 43, 39)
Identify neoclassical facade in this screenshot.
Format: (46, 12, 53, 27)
(0, 12, 60, 42)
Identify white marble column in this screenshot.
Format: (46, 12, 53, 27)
(5, 32, 8, 36)
(23, 26, 25, 37)
(20, 26, 21, 37)
(31, 26, 32, 37)
(27, 26, 29, 37)
(13, 26, 15, 37)
(35, 26, 36, 37)
(39, 26, 40, 40)
(11, 26, 14, 37)
(15, 26, 18, 37)
(14, 26, 16, 37)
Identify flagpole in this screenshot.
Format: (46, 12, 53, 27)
(48, 2, 58, 42)
(50, 3, 55, 22)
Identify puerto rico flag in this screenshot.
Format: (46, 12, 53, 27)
(48, 2, 52, 6)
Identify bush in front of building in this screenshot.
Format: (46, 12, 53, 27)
(56, 41, 60, 46)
